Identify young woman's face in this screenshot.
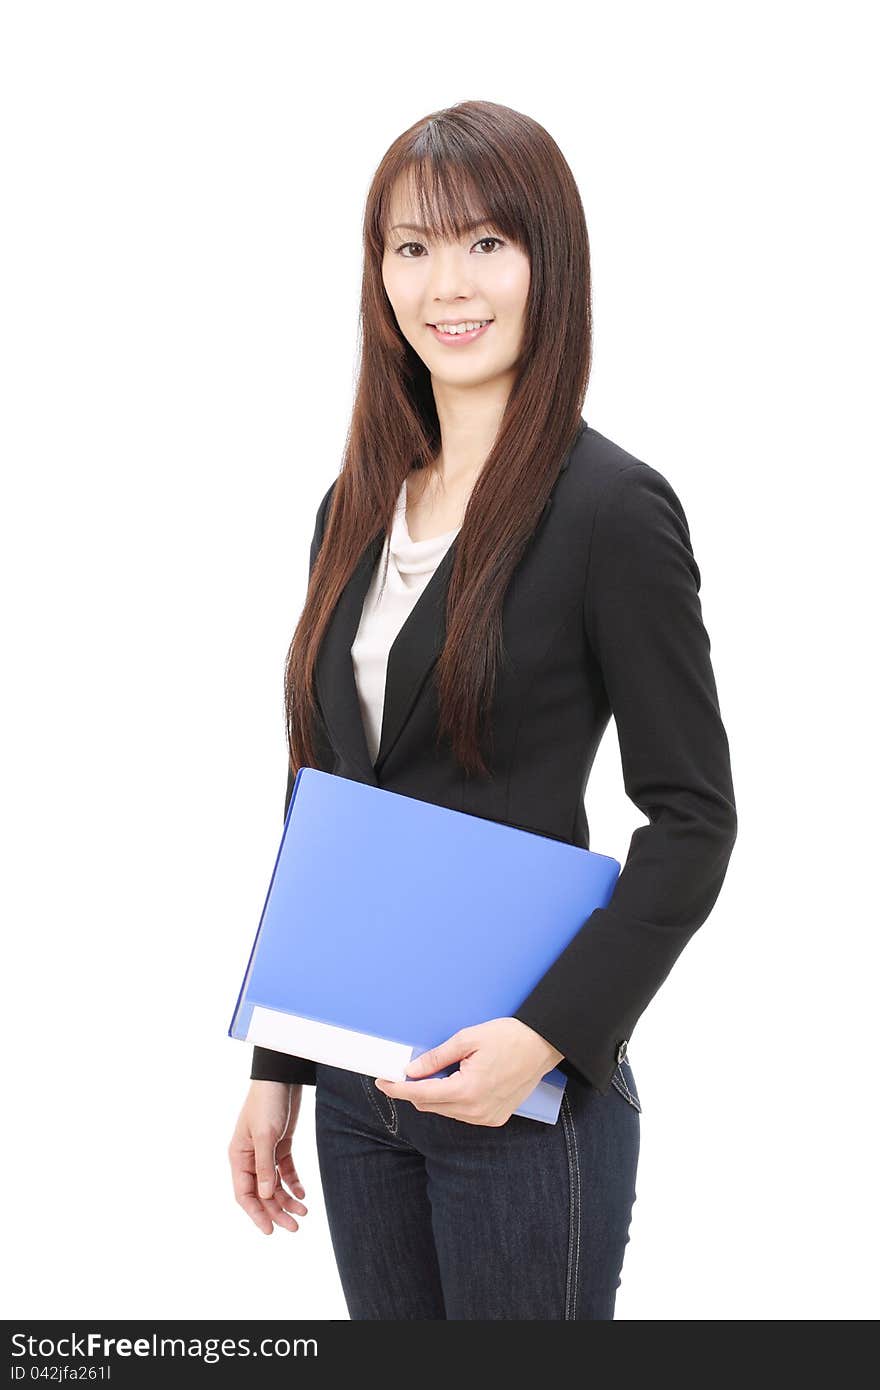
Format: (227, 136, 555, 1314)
(381, 183, 531, 389)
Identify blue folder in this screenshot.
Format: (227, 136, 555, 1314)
(229, 767, 620, 1124)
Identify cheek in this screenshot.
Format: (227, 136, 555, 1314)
(381, 258, 407, 309)
(385, 278, 421, 325)
(488, 259, 530, 319)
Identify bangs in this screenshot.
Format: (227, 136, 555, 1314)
(375, 155, 524, 250)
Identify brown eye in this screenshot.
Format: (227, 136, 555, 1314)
(474, 236, 504, 253)
(396, 242, 427, 258)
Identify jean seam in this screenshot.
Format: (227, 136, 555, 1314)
(360, 1073, 401, 1135)
(560, 1090, 581, 1320)
(610, 1065, 642, 1112)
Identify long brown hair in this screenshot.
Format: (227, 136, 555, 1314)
(286, 99, 592, 780)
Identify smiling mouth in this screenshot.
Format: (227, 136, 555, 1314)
(427, 319, 494, 329)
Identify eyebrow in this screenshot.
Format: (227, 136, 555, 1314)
(389, 218, 494, 236)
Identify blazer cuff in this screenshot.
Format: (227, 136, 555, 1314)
(512, 901, 690, 1096)
(250, 1046, 317, 1086)
(512, 1002, 620, 1096)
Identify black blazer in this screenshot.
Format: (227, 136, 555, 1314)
(250, 418, 737, 1096)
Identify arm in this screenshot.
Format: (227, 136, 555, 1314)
(249, 479, 338, 1087)
(513, 462, 738, 1094)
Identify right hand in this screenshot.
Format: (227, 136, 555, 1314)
(229, 1080, 309, 1235)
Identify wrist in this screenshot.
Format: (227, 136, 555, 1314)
(516, 1020, 565, 1069)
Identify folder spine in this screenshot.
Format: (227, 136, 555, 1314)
(227, 765, 305, 1041)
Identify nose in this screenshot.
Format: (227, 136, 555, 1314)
(428, 244, 477, 313)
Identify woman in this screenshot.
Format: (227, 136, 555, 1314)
(228, 99, 737, 1320)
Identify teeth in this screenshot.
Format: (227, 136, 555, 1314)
(434, 319, 491, 334)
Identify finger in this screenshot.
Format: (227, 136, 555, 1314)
(253, 1137, 279, 1200)
(262, 1192, 305, 1233)
(398, 1089, 499, 1122)
(235, 1172, 305, 1233)
(275, 1187, 309, 1220)
(232, 1162, 305, 1232)
(276, 1152, 306, 1199)
(414, 1104, 500, 1126)
(230, 1152, 260, 1202)
(379, 1077, 465, 1105)
(229, 1156, 272, 1229)
(238, 1192, 275, 1234)
(406, 1031, 475, 1076)
(405, 1044, 449, 1076)
(410, 1098, 474, 1118)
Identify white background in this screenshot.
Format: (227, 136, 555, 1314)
(3, 1, 876, 1322)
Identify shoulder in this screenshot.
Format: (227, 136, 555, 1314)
(565, 424, 692, 545)
(563, 426, 700, 605)
(567, 425, 683, 512)
(306, 477, 341, 573)
(311, 477, 340, 545)
(317, 477, 339, 528)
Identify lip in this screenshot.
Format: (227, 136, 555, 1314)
(428, 320, 493, 345)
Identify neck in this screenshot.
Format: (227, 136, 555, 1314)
(429, 377, 513, 488)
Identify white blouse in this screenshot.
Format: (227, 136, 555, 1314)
(351, 476, 460, 765)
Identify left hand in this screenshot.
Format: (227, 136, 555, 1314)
(374, 1018, 565, 1127)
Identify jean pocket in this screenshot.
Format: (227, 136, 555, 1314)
(610, 1056, 642, 1112)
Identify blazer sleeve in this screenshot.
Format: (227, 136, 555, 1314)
(512, 461, 738, 1095)
(249, 480, 338, 1087)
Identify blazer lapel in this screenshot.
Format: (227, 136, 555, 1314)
(314, 531, 386, 784)
(373, 534, 459, 774)
(313, 528, 460, 783)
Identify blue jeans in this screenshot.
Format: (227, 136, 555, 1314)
(314, 1055, 641, 1319)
